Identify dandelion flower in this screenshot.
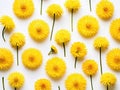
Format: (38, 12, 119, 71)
(35, 79, 51, 90)
(47, 4, 63, 40)
(106, 48, 120, 71)
(28, 19, 49, 42)
(65, 73, 86, 90)
(82, 60, 98, 90)
(48, 45, 58, 55)
(77, 15, 99, 38)
(10, 32, 25, 66)
(100, 72, 116, 89)
(55, 29, 71, 57)
(0, 48, 13, 90)
(45, 57, 66, 79)
(13, 0, 34, 19)
(22, 48, 42, 70)
(93, 37, 109, 75)
(65, 0, 80, 32)
(110, 18, 120, 41)
(70, 42, 87, 68)
(8, 72, 24, 89)
(96, 0, 114, 20)
(0, 15, 15, 42)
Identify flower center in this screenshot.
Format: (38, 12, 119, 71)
(14, 78, 19, 83)
(88, 64, 93, 70)
(103, 7, 108, 12)
(36, 28, 41, 34)
(29, 56, 34, 62)
(41, 83, 46, 89)
(0, 57, 5, 63)
(86, 24, 91, 29)
(53, 66, 59, 72)
(74, 82, 79, 88)
(114, 57, 120, 64)
(21, 5, 26, 11)
(76, 47, 81, 53)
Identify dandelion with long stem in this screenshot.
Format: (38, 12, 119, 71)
(48, 45, 57, 55)
(10, 32, 25, 66)
(55, 30, 71, 57)
(0, 16, 15, 42)
(47, 4, 63, 41)
(82, 60, 98, 90)
(70, 42, 87, 68)
(65, 0, 80, 32)
(93, 37, 109, 75)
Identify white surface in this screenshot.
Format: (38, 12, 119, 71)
(0, 0, 120, 90)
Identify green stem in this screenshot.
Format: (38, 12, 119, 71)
(15, 88, 17, 90)
(100, 47, 103, 75)
(2, 77, 5, 90)
(63, 43, 66, 57)
(90, 75, 93, 90)
(89, 0, 92, 11)
(48, 50, 52, 55)
(74, 57, 77, 68)
(2, 26, 6, 42)
(17, 46, 19, 66)
(107, 85, 109, 90)
(40, 0, 43, 15)
(58, 86, 60, 90)
(50, 14, 55, 41)
(71, 9, 73, 32)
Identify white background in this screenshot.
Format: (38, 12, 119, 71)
(0, 0, 120, 90)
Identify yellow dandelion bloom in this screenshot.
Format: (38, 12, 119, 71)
(22, 48, 42, 70)
(48, 45, 58, 55)
(45, 57, 66, 79)
(13, 0, 34, 19)
(28, 19, 49, 42)
(55, 29, 71, 57)
(93, 37, 109, 50)
(8, 72, 24, 89)
(77, 15, 99, 38)
(100, 72, 116, 86)
(65, 0, 80, 12)
(110, 18, 120, 41)
(65, 73, 86, 90)
(35, 79, 51, 90)
(0, 48, 13, 70)
(47, 4, 63, 19)
(107, 48, 120, 71)
(82, 60, 98, 76)
(10, 32, 25, 48)
(96, 0, 114, 20)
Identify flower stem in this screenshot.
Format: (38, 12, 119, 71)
(71, 9, 73, 32)
(2, 26, 6, 42)
(99, 47, 103, 75)
(48, 50, 52, 55)
(58, 86, 60, 90)
(50, 14, 55, 41)
(63, 43, 66, 57)
(2, 77, 5, 90)
(40, 0, 43, 15)
(89, 0, 92, 11)
(107, 85, 109, 90)
(17, 46, 19, 66)
(15, 88, 17, 90)
(74, 57, 77, 68)
(90, 75, 93, 90)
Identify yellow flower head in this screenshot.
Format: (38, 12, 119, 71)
(48, 45, 58, 55)
(45, 57, 66, 79)
(8, 72, 24, 88)
(107, 48, 120, 71)
(100, 72, 116, 86)
(28, 19, 49, 42)
(70, 42, 87, 58)
(82, 60, 98, 76)
(65, 0, 81, 12)
(65, 73, 86, 90)
(10, 32, 25, 48)
(0, 48, 13, 70)
(22, 48, 42, 70)
(110, 18, 120, 41)
(35, 79, 51, 90)
(96, 0, 114, 20)
(13, 0, 34, 19)
(55, 29, 71, 45)
(47, 4, 63, 19)
(0, 15, 15, 32)
(77, 15, 99, 38)
(93, 37, 109, 50)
